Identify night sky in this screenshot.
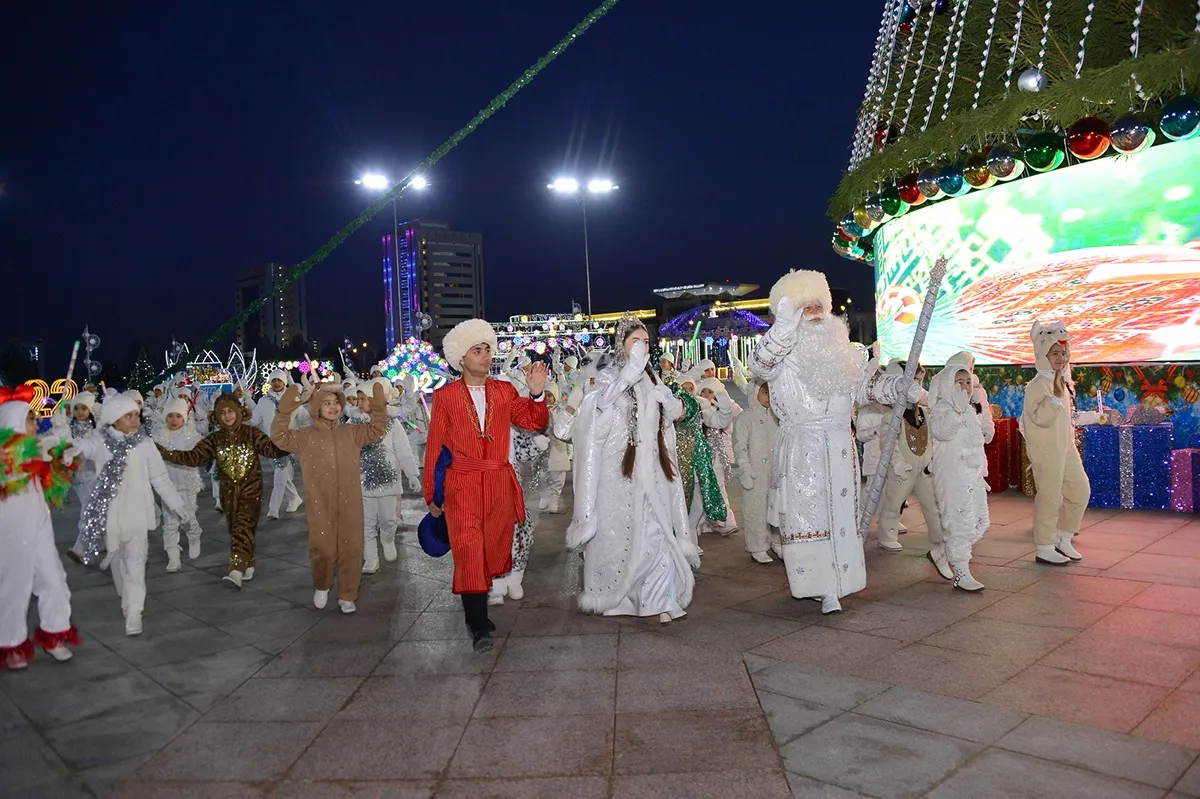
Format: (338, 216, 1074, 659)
(2, 1, 879, 373)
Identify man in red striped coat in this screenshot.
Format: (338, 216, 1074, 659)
(425, 319, 549, 652)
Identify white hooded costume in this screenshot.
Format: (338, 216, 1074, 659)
(252, 369, 304, 518)
(749, 270, 920, 610)
(1020, 321, 1089, 563)
(566, 316, 699, 619)
(73, 395, 184, 633)
(0, 398, 76, 662)
(733, 380, 780, 559)
(694, 376, 738, 535)
(927, 354, 994, 589)
(870, 358, 943, 553)
(152, 396, 204, 568)
(350, 378, 421, 573)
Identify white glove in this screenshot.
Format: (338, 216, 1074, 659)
(37, 436, 62, 460)
(621, 340, 648, 384)
(971, 386, 988, 406)
(951, 386, 971, 414)
(533, 435, 550, 452)
(774, 296, 800, 328)
(652, 382, 676, 406)
(714, 392, 732, 413)
(902, 379, 924, 405)
(697, 396, 713, 412)
(61, 446, 80, 465)
(740, 470, 754, 491)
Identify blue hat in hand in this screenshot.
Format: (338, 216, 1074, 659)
(418, 446, 452, 558)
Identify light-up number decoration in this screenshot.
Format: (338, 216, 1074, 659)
(378, 338, 449, 394)
(23, 379, 79, 418)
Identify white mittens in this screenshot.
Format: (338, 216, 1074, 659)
(774, 296, 800, 328)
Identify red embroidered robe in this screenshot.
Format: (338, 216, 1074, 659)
(423, 379, 548, 593)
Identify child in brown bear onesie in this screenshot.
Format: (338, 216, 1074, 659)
(271, 381, 388, 614)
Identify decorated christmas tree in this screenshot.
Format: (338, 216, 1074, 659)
(833, 0, 1200, 259)
(128, 348, 157, 389)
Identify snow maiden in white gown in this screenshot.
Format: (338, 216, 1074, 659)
(567, 315, 700, 623)
(750, 270, 921, 614)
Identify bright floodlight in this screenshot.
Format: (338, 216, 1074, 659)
(357, 173, 390, 190)
(549, 178, 580, 193)
(410, 175, 428, 190)
(587, 179, 617, 193)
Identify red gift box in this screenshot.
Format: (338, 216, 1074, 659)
(985, 418, 1020, 492)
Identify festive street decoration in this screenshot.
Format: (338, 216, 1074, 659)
(21, 379, 79, 418)
(376, 338, 450, 394)
(145, 0, 623, 394)
(258, 359, 333, 394)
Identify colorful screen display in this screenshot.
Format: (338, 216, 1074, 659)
(873, 137, 1200, 366)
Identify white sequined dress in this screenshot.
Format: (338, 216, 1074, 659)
(567, 366, 699, 616)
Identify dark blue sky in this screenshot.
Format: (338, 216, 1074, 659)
(2, 1, 878, 368)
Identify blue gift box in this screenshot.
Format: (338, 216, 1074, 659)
(1082, 424, 1173, 510)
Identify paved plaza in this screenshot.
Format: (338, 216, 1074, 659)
(3, 472, 1200, 798)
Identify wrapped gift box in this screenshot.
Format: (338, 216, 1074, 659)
(985, 417, 1020, 492)
(1171, 449, 1200, 513)
(1082, 425, 1120, 508)
(1081, 423, 1173, 510)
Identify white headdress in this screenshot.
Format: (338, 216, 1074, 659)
(768, 269, 833, 316)
(442, 319, 498, 370)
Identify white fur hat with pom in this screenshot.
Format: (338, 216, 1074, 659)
(442, 319, 498, 370)
(768, 269, 833, 315)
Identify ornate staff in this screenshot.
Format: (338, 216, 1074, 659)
(857, 257, 947, 541)
(51, 341, 81, 416)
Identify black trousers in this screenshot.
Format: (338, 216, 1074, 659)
(461, 593, 492, 635)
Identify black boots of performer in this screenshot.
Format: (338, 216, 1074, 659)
(461, 593, 495, 653)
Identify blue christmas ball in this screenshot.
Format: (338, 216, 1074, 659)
(937, 162, 970, 197)
(1159, 95, 1200, 142)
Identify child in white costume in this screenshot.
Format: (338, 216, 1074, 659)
(67, 393, 99, 562)
(74, 395, 185, 636)
(1021, 321, 1089, 564)
(398, 375, 429, 468)
(927, 354, 994, 590)
(539, 383, 572, 513)
(253, 369, 304, 519)
(0, 396, 79, 670)
(152, 396, 204, 571)
(733, 380, 780, 563)
(351, 378, 419, 574)
(870, 359, 941, 554)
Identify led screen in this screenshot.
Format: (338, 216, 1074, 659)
(874, 137, 1200, 366)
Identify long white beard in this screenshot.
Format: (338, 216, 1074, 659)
(789, 315, 863, 401)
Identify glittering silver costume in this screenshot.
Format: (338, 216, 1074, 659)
(750, 318, 912, 600)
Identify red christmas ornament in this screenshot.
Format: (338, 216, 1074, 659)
(899, 21, 913, 34)
(1066, 117, 1112, 160)
(896, 173, 926, 206)
(836, 226, 858, 242)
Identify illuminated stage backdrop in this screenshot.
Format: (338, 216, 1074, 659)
(874, 138, 1200, 367)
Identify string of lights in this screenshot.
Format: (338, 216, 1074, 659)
(973, 0, 1003, 109)
(922, 0, 966, 132)
(1036, 0, 1055, 75)
(884, 1, 920, 135)
(940, 0, 973, 122)
(850, 4, 896, 168)
(1075, 0, 1096, 78)
(901, 0, 941, 134)
(1003, 0, 1027, 93)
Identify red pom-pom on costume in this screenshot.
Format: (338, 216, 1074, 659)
(34, 626, 80, 651)
(1, 639, 34, 670)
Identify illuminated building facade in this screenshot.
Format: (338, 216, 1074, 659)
(234, 263, 308, 351)
(384, 220, 484, 351)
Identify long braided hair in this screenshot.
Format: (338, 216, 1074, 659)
(615, 315, 675, 482)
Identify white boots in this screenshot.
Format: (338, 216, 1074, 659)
(125, 613, 143, 636)
(927, 545, 954, 581)
(166, 548, 182, 573)
(223, 570, 243, 590)
(1036, 545, 1070, 565)
(188, 536, 201, 560)
(1055, 532, 1083, 561)
(750, 550, 773, 564)
(313, 589, 329, 609)
(951, 562, 985, 592)
(339, 600, 356, 614)
(381, 536, 398, 563)
(821, 595, 842, 615)
(362, 542, 380, 575)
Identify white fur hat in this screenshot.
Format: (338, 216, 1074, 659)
(73, 392, 97, 411)
(443, 319, 498, 369)
(359, 377, 393, 400)
(698, 377, 727, 397)
(268, 369, 289, 385)
(564, 355, 579, 369)
(768, 269, 833, 315)
(1031, 321, 1070, 371)
(163, 397, 190, 418)
(696, 359, 717, 375)
(125, 390, 143, 405)
(99, 394, 139, 426)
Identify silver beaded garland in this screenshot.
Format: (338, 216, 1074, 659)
(78, 427, 148, 566)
